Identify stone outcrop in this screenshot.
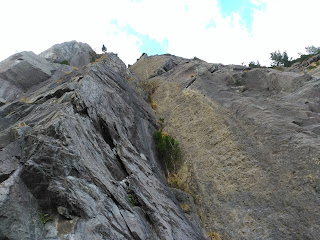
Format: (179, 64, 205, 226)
(130, 55, 320, 239)
(0, 51, 56, 102)
(2, 41, 320, 240)
(0, 51, 75, 103)
(39, 41, 96, 68)
(0, 46, 204, 239)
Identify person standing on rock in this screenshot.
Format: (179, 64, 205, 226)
(102, 44, 107, 53)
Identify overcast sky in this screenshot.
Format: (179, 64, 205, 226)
(1, 0, 319, 66)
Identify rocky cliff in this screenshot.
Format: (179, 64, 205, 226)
(0, 42, 204, 240)
(130, 55, 320, 239)
(1, 41, 320, 240)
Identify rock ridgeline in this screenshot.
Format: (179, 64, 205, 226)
(0, 41, 204, 240)
(0, 41, 320, 240)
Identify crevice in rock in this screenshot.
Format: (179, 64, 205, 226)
(70, 93, 90, 118)
(0, 170, 15, 183)
(98, 117, 115, 149)
(139, 206, 159, 239)
(34, 88, 73, 104)
(115, 154, 130, 179)
(77, 106, 89, 117)
(103, 153, 129, 182)
(119, 211, 138, 240)
(94, 117, 129, 181)
(185, 77, 196, 89)
(74, 76, 84, 82)
(292, 120, 302, 126)
(45, 88, 73, 100)
(107, 191, 124, 210)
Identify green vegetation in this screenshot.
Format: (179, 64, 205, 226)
(290, 54, 314, 65)
(308, 65, 317, 70)
(127, 193, 138, 205)
(248, 61, 261, 68)
(269, 45, 320, 68)
(60, 60, 69, 65)
(90, 56, 96, 63)
(128, 194, 137, 205)
(154, 131, 182, 174)
(305, 45, 320, 55)
(270, 50, 292, 67)
(40, 213, 52, 224)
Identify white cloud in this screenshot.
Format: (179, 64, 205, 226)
(0, 0, 320, 66)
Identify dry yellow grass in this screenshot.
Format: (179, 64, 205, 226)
(150, 99, 157, 110)
(20, 96, 31, 103)
(17, 122, 27, 127)
(180, 203, 190, 212)
(94, 54, 107, 63)
(167, 173, 186, 190)
(152, 81, 266, 233)
(208, 231, 222, 240)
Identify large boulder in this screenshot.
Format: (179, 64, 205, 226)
(39, 40, 96, 68)
(0, 51, 56, 102)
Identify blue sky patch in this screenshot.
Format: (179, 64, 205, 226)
(218, 0, 265, 31)
(138, 37, 168, 55)
(111, 19, 168, 56)
(206, 19, 216, 29)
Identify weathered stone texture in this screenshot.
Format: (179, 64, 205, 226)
(39, 41, 96, 68)
(0, 49, 204, 239)
(131, 55, 320, 239)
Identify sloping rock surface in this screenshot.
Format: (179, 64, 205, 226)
(130, 55, 320, 239)
(39, 41, 96, 68)
(0, 49, 204, 239)
(0, 51, 57, 102)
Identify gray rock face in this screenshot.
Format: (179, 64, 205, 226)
(131, 55, 320, 239)
(0, 51, 57, 102)
(39, 41, 96, 68)
(0, 50, 204, 239)
(129, 54, 180, 81)
(0, 78, 22, 102)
